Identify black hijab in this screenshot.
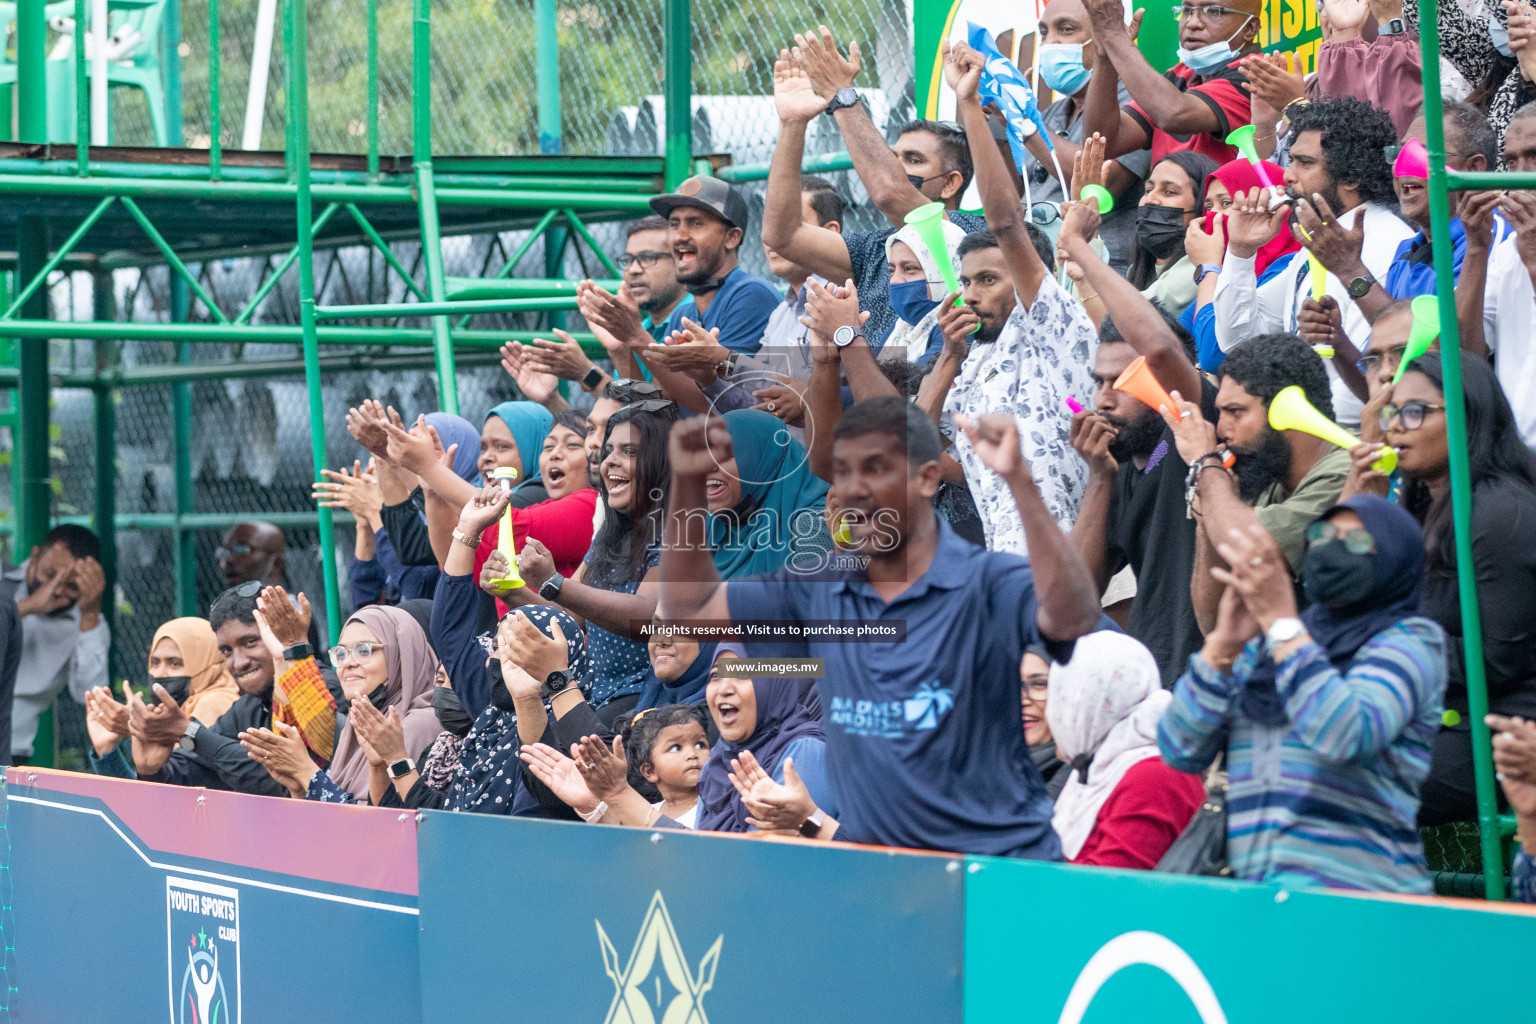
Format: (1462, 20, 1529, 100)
(1241, 495, 1425, 725)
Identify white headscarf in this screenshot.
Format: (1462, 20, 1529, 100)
(880, 218, 966, 365)
(1047, 631, 1171, 860)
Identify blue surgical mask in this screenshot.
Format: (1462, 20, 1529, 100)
(889, 278, 940, 325)
(1176, 17, 1253, 75)
(1038, 43, 1091, 96)
(1490, 16, 1514, 57)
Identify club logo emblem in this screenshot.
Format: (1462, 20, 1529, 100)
(596, 891, 722, 1024)
(167, 877, 241, 1024)
(1057, 930, 1226, 1024)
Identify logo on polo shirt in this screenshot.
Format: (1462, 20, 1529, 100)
(167, 877, 241, 1024)
(596, 890, 722, 1024)
(830, 681, 954, 738)
(903, 681, 954, 731)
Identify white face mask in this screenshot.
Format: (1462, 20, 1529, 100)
(1176, 16, 1254, 74)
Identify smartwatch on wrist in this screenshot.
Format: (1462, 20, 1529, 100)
(1195, 263, 1222, 285)
(798, 809, 826, 839)
(1346, 274, 1377, 299)
(177, 720, 202, 753)
(539, 572, 565, 601)
(1378, 17, 1406, 34)
(580, 365, 606, 391)
(387, 757, 416, 780)
(824, 86, 859, 116)
(1266, 617, 1306, 648)
(541, 669, 577, 700)
(282, 641, 313, 662)
(832, 325, 863, 349)
(715, 351, 739, 380)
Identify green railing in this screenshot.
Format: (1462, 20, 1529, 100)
(1418, 0, 1508, 899)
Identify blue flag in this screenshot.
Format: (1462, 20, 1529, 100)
(966, 22, 1054, 174)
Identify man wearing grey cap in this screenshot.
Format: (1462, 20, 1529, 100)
(646, 175, 780, 355)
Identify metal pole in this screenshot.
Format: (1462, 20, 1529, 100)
(164, 0, 183, 146)
(366, 0, 379, 180)
(13, 220, 49, 557)
(17, 0, 47, 144)
(287, 0, 341, 644)
(171, 279, 196, 616)
(662, 0, 691, 188)
(536, 0, 561, 155)
(413, 0, 456, 415)
(209, 0, 222, 177)
(1418, 0, 1506, 900)
(244, 0, 278, 150)
(91, 270, 116, 658)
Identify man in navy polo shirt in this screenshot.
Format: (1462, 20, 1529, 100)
(658, 397, 1105, 859)
(648, 176, 780, 356)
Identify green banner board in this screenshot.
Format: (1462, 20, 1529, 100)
(964, 857, 1536, 1023)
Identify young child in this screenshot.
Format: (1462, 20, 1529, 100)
(621, 704, 710, 829)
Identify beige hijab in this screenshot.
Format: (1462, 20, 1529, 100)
(151, 617, 240, 726)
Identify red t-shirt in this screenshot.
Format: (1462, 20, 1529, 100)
(1071, 758, 1206, 870)
(474, 488, 599, 613)
(1125, 62, 1251, 166)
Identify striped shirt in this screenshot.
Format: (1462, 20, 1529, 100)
(1158, 618, 1447, 894)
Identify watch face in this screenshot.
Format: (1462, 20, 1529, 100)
(833, 326, 854, 347)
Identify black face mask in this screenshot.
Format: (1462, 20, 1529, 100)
(150, 675, 192, 706)
(1135, 204, 1189, 260)
(336, 683, 392, 717)
(1303, 541, 1377, 609)
(487, 659, 518, 713)
(430, 686, 475, 737)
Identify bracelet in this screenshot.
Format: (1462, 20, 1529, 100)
(1184, 453, 1233, 520)
(451, 527, 480, 549)
(546, 684, 584, 702)
(579, 800, 609, 824)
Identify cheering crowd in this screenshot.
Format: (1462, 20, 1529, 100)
(9, 0, 1536, 900)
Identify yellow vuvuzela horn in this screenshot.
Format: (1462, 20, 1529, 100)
(489, 466, 525, 590)
(1268, 386, 1397, 474)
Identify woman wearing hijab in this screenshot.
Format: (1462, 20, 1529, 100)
(878, 217, 967, 369)
(484, 400, 555, 508)
(242, 604, 443, 803)
(1095, 151, 1218, 325)
(1159, 495, 1448, 893)
(1374, 352, 1536, 826)
(708, 409, 830, 580)
(1183, 157, 1302, 371)
(695, 646, 834, 834)
(635, 624, 717, 713)
(84, 617, 240, 777)
(1048, 632, 1204, 868)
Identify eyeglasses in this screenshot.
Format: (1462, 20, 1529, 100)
(1171, 3, 1248, 21)
(604, 378, 666, 403)
(623, 399, 677, 414)
(329, 642, 381, 668)
(1378, 399, 1446, 431)
(618, 250, 671, 269)
(1354, 344, 1407, 378)
(1305, 521, 1376, 554)
(1029, 201, 1061, 225)
(1021, 676, 1050, 700)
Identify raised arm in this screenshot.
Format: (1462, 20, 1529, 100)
(1058, 193, 1204, 399)
(800, 279, 896, 402)
(1083, 0, 1228, 139)
(761, 54, 856, 281)
(947, 41, 1046, 308)
(657, 417, 734, 623)
(796, 27, 932, 223)
(958, 413, 1102, 641)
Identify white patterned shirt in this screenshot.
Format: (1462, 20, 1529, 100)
(941, 276, 1098, 556)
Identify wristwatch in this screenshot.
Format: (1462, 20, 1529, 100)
(1378, 17, 1406, 34)
(451, 527, 480, 550)
(177, 720, 202, 753)
(1195, 263, 1222, 285)
(824, 86, 859, 116)
(539, 571, 565, 601)
(1265, 617, 1306, 648)
(798, 809, 826, 839)
(580, 365, 606, 391)
(1346, 273, 1376, 299)
(282, 641, 313, 662)
(715, 351, 739, 380)
(832, 325, 863, 349)
(387, 757, 416, 780)
(541, 669, 577, 700)
(1016, 116, 1038, 139)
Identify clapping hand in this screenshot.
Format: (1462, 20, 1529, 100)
(500, 342, 561, 405)
(239, 722, 318, 799)
(313, 459, 382, 520)
(791, 25, 860, 101)
(570, 734, 631, 801)
(774, 51, 827, 124)
(350, 701, 409, 768)
(729, 751, 820, 834)
(800, 278, 867, 344)
(457, 485, 512, 537)
(643, 319, 731, 384)
(1209, 523, 1297, 631)
(346, 399, 393, 462)
(518, 742, 600, 815)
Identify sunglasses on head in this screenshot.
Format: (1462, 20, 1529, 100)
(605, 378, 666, 402)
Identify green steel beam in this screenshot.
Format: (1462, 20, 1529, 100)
(232, 203, 341, 324)
(1446, 170, 1536, 191)
(166, 0, 185, 146)
(0, 318, 600, 351)
(119, 197, 231, 323)
(366, 0, 380, 181)
(0, 196, 116, 319)
(171, 279, 197, 616)
(415, 163, 458, 415)
(536, 0, 560, 154)
(0, 510, 357, 535)
(662, 0, 691, 189)
(343, 203, 429, 301)
(492, 209, 560, 281)
(0, 172, 655, 210)
(1420, 0, 1506, 900)
(90, 273, 116, 646)
(287, 0, 341, 644)
(562, 209, 623, 278)
(208, 0, 222, 177)
(316, 296, 580, 319)
(446, 277, 620, 299)
(17, 0, 47, 144)
(715, 151, 854, 184)
(73, 0, 86, 172)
